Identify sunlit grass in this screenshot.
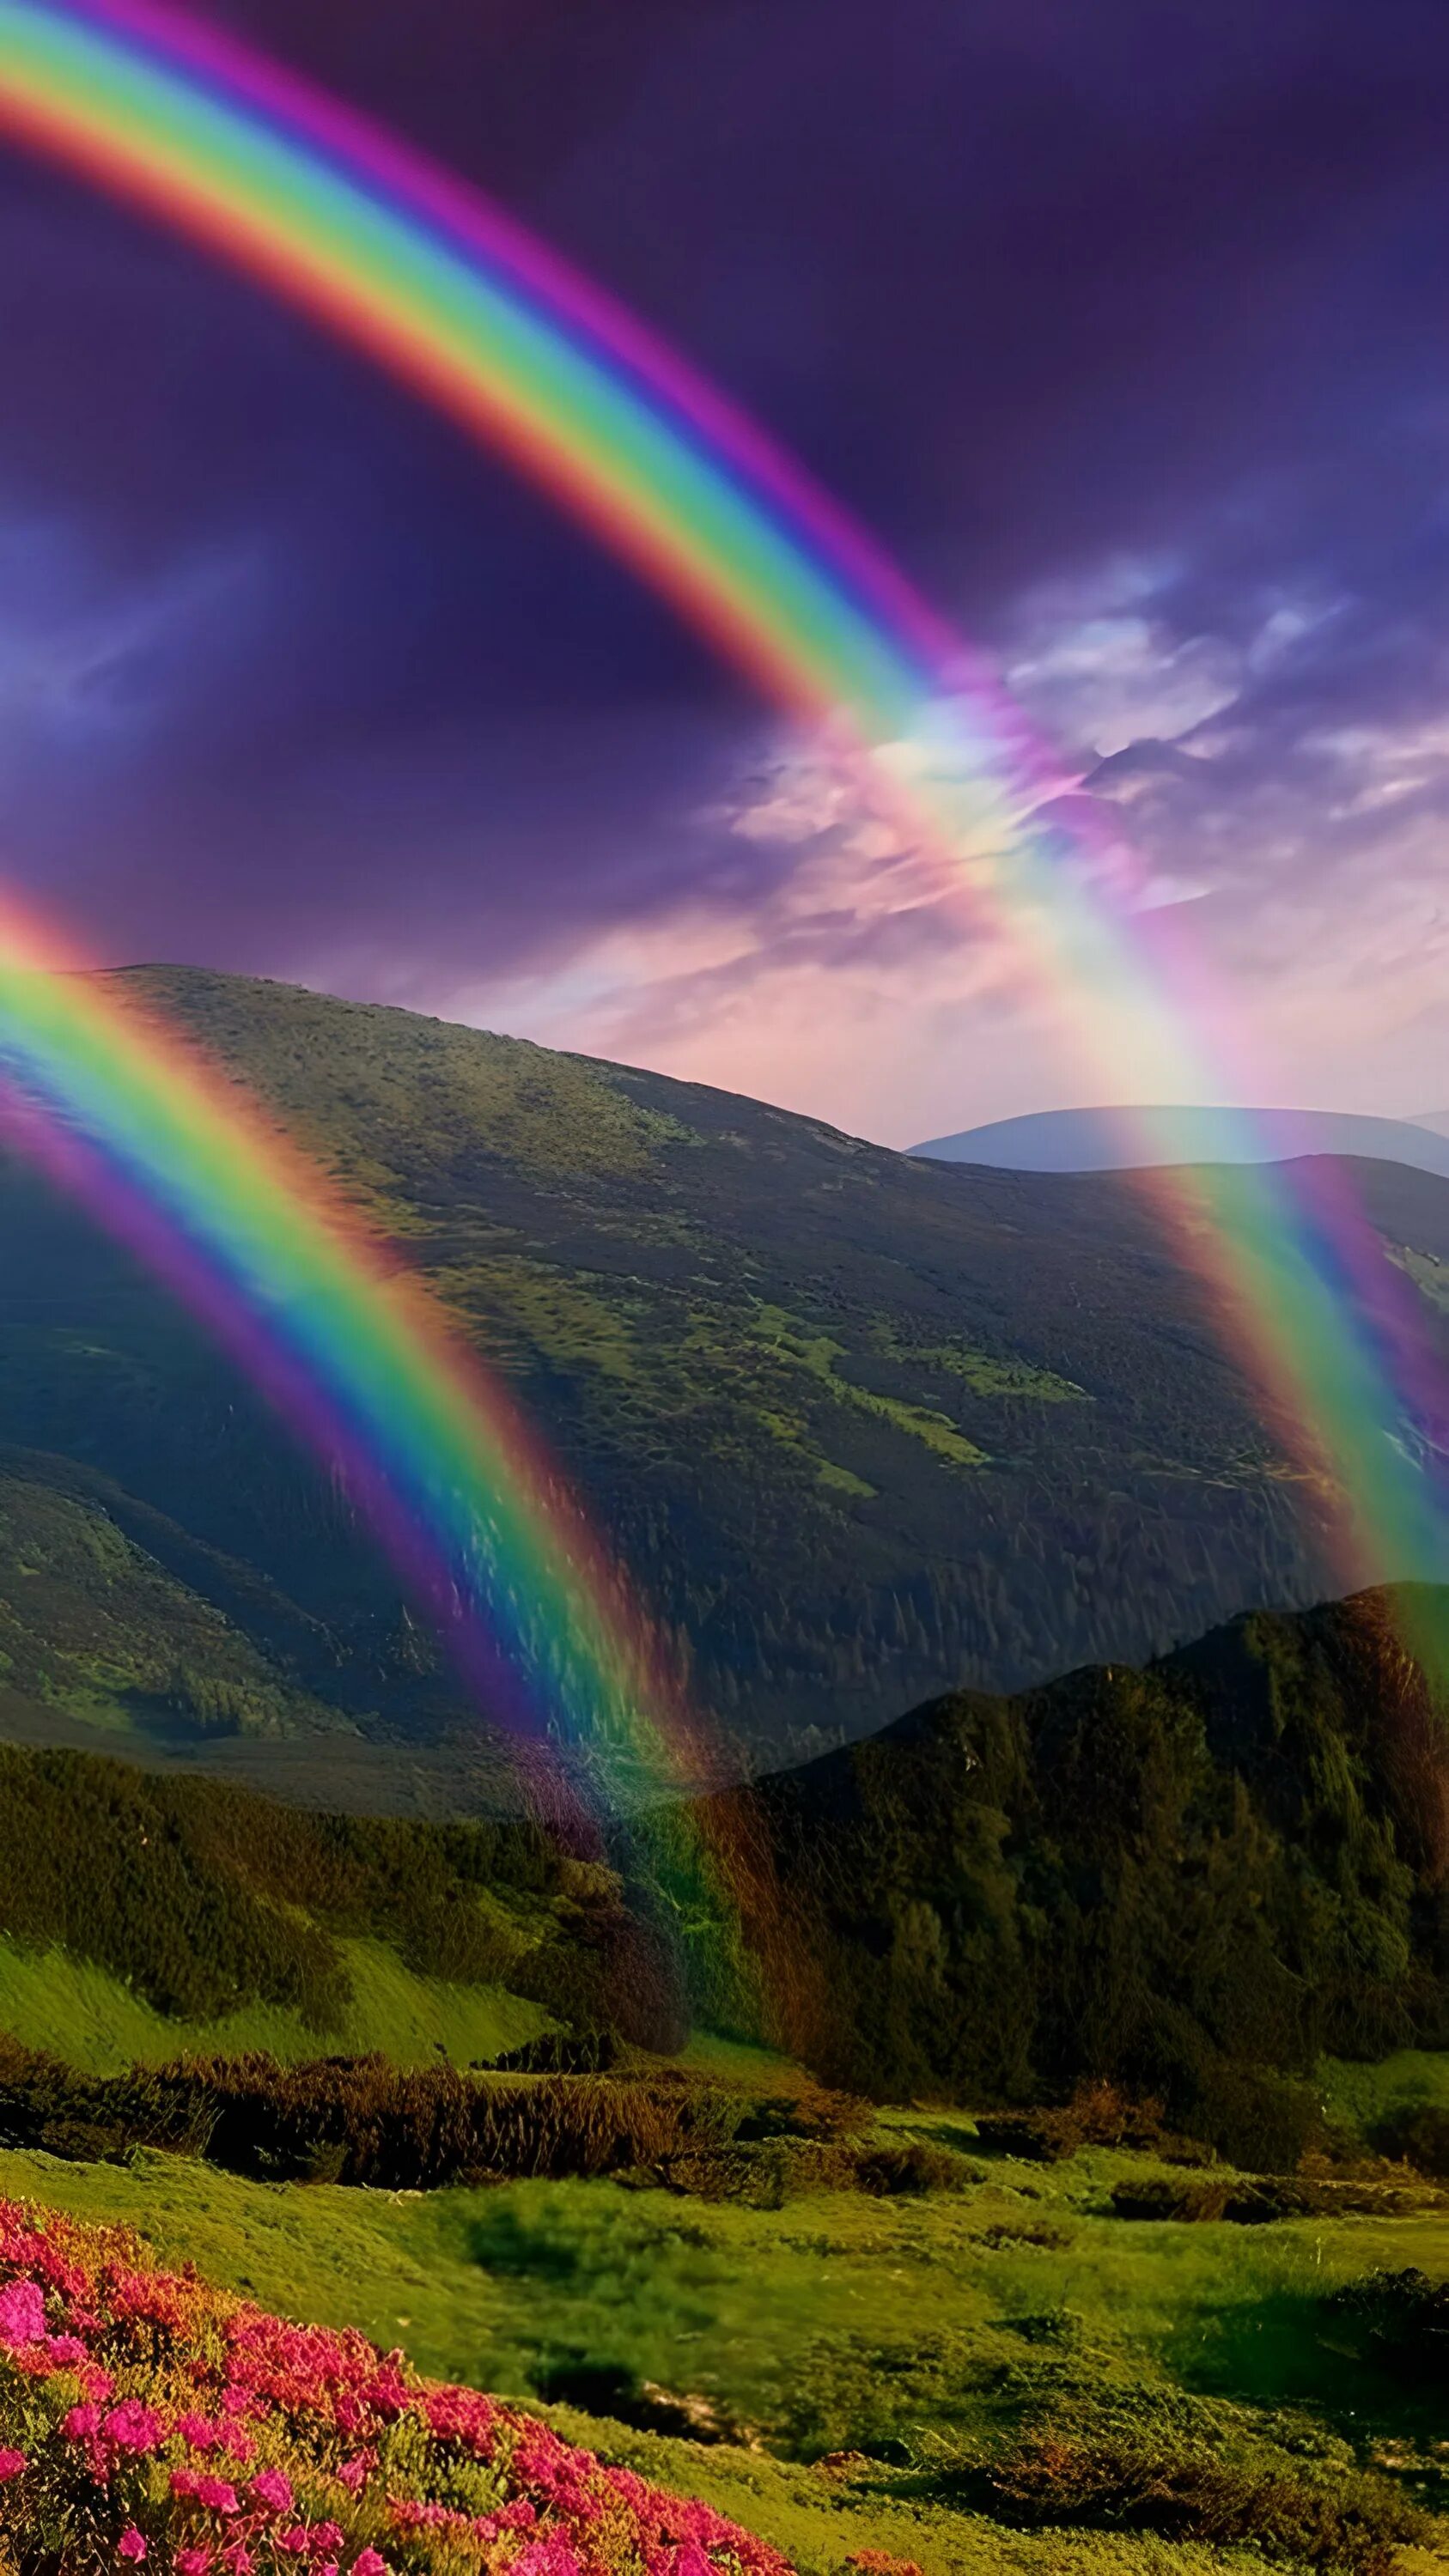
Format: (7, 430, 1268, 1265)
(0, 1933, 549, 2075)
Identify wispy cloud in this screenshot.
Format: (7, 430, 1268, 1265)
(451, 543, 1447, 1140)
(0, 511, 271, 760)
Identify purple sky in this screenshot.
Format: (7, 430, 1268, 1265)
(2, 0, 1448, 1142)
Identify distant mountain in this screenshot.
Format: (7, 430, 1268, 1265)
(2, 967, 1448, 1775)
(911, 1103, 1449, 1177)
(1415, 1109, 1449, 1141)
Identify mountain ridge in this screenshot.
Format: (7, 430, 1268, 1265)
(911, 1101, 1449, 1178)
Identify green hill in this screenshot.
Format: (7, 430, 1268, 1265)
(0, 1739, 678, 2065)
(2, 965, 1447, 1771)
(689, 1583, 1449, 2131)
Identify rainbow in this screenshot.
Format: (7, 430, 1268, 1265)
(0, 0, 1440, 1728)
(0, 904, 685, 1829)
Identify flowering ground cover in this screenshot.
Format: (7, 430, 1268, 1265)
(0, 2197, 796, 2576)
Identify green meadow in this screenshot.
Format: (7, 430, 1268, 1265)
(0, 2070, 1444, 2576)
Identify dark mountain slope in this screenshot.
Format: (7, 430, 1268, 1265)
(691, 1585, 1449, 2113)
(2, 967, 1447, 1766)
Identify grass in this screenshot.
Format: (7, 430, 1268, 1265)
(0, 2121, 1442, 2574)
(872, 1326, 1090, 1405)
(1320, 2053, 1449, 2140)
(0, 1934, 551, 2076)
(430, 1255, 647, 1379)
(0, 1470, 334, 1741)
(747, 1308, 988, 1468)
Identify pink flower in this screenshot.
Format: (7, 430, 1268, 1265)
(220, 2553, 254, 2576)
(249, 2467, 293, 2514)
(277, 2528, 311, 2556)
(176, 2552, 213, 2576)
(351, 2555, 388, 2576)
(0, 2449, 25, 2482)
(513, 2543, 583, 2576)
(119, 2532, 148, 2564)
(105, 2400, 165, 2452)
(196, 2476, 240, 2516)
(62, 2403, 101, 2439)
(46, 2332, 88, 2366)
(178, 2411, 223, 2451)
(0, 2281, 45, 2348)
(336, 2451, 373, 2494)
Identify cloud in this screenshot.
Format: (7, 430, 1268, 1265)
(1001, 558, 1245, 759)
(451, 523, 1449, 1140)
(0, 511, 271, 757)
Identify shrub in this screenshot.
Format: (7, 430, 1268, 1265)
(1325, 2269, 1449, 2388)
(1373, 2102, 1449, 2178)
(1111, 2174, 1433, 2225)
(971, 2112, 1072, 2163)
(851, 2142, 971, 2196)
(1177, 2063, 1323, 2172)
(978, 2429, 1424, 2571)
(971, 2086, 1185, 2165)
(0, 2045, 925, 2204)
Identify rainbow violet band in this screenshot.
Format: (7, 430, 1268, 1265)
(0, 0, 1440, 1742)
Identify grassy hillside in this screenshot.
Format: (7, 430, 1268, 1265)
(0, 1743, 679, 2057)
(0, 1454, 348, 1747)
(2, 2129, 1442, 2574)
(0, 1932, 549, 2075)
(3, 966, 1447, 1766)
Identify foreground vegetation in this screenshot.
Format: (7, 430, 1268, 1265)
(0, 1586, 1446, 2570)
(0, 2083, 1443, 2576)
(4, 1570, 1447, 2139)
(0, 2195, 795, 2576)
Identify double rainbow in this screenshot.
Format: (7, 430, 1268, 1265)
(0, 0, 1440, 1791)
